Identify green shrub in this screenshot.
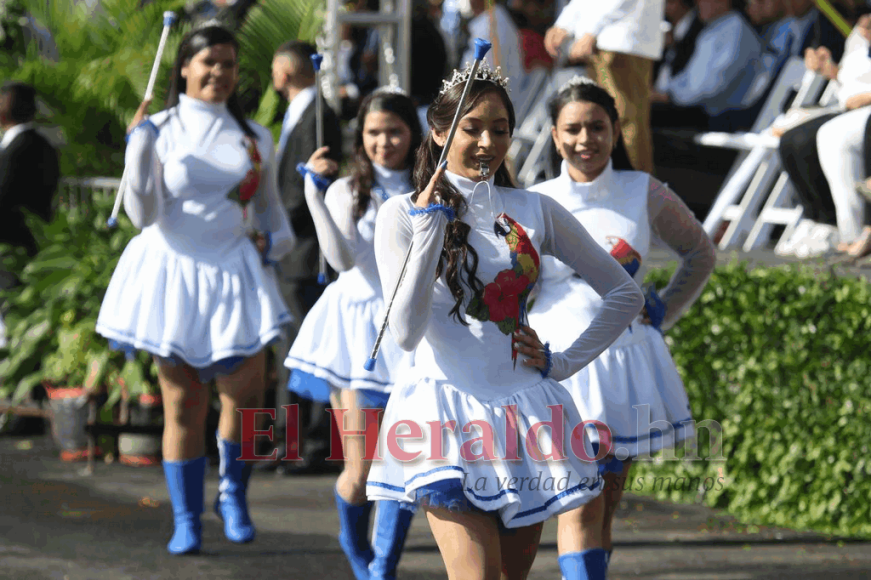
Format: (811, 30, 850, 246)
(631, 259, 871, 538)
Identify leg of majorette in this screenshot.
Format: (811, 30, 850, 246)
(368, 501, 414, 579)
(600, 458, 632, 573)
(157, 360, 210, 555)
(556, 487, 607, 579)
(335, 388, 377, 579)
(213, 351, 268, 543)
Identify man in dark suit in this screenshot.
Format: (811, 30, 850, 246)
(269, 41, 343, 473)
(0, 81, 60, 259)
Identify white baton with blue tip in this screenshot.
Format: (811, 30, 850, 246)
(364, 38, 492, 372)
(108, 11, 178, 228)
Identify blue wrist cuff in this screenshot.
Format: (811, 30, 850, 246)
(644, 286, 667, 331)
(296, 162, 332, 191)
(125, 118, 158, 143)
(540, 341, 553, 379)
(408, 203, 456, 222)
(262, 231, 275, 266)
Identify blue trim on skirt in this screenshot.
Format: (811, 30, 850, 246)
(287, 369, 332, 404)
(109, 339, 247, 383)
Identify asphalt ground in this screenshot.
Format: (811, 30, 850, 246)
(2, 434, 870, 580)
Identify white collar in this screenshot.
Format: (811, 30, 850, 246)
(0, 122, 34, 149)
(444, 170, 497, 197)
(559, 158, 615, 203)
(444, 170, 503, 230)
(373, 163, 412, 197)
(178, 93, 229, 115)
(673, 9, 696, 42)
(284, 85, 316, 134)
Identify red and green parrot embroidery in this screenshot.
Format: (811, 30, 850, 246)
(466, 213, 540, 367)
(606, 236, 641, 277)
(226, 136, 263, 218)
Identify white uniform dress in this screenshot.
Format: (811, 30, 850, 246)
(97, 94, 295, 375)
(284, 165, 414, 400)
(528, 160, 716, 459)
(366, 171, 645, 529)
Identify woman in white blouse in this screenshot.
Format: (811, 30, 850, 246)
(527, 77, 716, 580)
(96, 26, 298, 555)
(285, 87, 421, 580)
(366, 62, 644, 580)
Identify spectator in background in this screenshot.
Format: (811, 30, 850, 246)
(271, 41, 344, 472)
(650, 0, 764, 131)
(778, 17, 871, 258)
(182, 0, 258, 30)
(654, 0, 704, 98)
(508, 0, 556, 72)
(544, 0, 665, 173)
(461, 0, 529, 114)
(0, 82, 60, 259)
(786, 0, 848, 66)
(0, 81, 59, 349)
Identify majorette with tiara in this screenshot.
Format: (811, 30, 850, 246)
(284, 83, 420, 580)
(365, 39, 644, 579)
(526, 75, 716, 579)
(96, 26, 295, 555)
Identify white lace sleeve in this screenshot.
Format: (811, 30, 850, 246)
(647, 177, 716, 330)
(308, 176, 356, 272)
(252, 135, 296, 263)
(539, 194, 645, 382)
(373, 196, 449, 351)
(122, 125, 162, 229)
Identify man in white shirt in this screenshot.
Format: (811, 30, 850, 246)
(545, 0, 665, 173)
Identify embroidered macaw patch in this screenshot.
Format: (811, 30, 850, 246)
(607, 236, 641, 277)
(226, 136, 263, 217)
(466, 213, 541, 365)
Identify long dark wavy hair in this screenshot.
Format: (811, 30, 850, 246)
(351, 90, 423, 220)
(413, 80, 516, 325)
(165, 26, 255, 139)
(548, 80, 634, 173)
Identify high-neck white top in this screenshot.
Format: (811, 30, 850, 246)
(306, 163, 413, 295)
(374, 169, 645, 398)
(529, 160, 716, 331)
(123, 93, 295, 263)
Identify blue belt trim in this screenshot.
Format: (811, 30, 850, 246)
(285, 355, 393, 387)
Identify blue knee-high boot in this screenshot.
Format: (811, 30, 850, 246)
(368, 501, 414, 580)
(163, 456, 206, 555)
(334, 487, 375, 580)
(558, 548, 608, 580)
(214, 433, 256, 543)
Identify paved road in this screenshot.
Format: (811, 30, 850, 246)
(1, 435, 870, 580)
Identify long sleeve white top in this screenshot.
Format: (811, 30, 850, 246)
(554, 0, 665, 61)
(123, 94, 295, 264)
(306, 164, 413, 288)
(374, 171, 644, 396)
(530, 161, 715, 333)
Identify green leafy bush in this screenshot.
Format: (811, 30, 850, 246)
(631, 259, 871, 538)
(0, 195, 157, 406)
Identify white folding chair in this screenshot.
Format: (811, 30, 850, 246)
(699, 57, 825, 249)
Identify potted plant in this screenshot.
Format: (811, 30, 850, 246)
(0, 195, 142, 460)
(116, 350, 163, 466)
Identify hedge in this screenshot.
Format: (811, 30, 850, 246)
(627, 259, 871, 538)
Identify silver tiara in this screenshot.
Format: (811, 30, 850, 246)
(373, 84, 407, 96)
(558, 75, 599, 93)
(439, 60, 510, 96)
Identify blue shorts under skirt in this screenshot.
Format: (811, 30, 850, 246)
(109, 340, 247, 384)
(402, 478, 533, 534)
